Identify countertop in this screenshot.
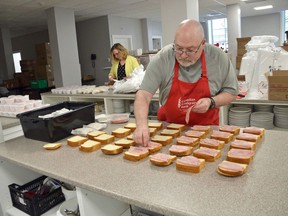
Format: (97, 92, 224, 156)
(0, 117, 20, 129)
(0, 122, 288, 216)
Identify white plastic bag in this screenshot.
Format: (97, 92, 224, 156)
(113, 64, 145, 93)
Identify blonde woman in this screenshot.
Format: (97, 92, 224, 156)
(108, 43, 139, 81)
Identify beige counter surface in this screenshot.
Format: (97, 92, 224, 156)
(0, 117, 20, 129)
(0, 123, 288, 216)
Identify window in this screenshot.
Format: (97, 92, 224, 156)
(285, 10, 288, 31)
(208, 18, 228, 51)
(13, 52, 22, 73)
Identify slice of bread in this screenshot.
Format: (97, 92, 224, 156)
(199, 138, 225, 150)
(123, 146, 150, 161)
(160, 129, 180, 138)
(148, 122, 163, 131)
(127, 134, 133, 140)
(166, 123, 186, 132)
(184, 130, 206, 139)
(101, 144, 123, 155)
(219, 125, 240, 135)
(111, 128, 131, 138)
(87, 131, 106, 139)
(227, 148, 255, 164)
(67, 136, 89, 147)
(151, 135, 173, 146)
(124, 123, 136, 132)
(193, 147, 221, 162)
(176, 156, 205, 173)
(149, 127, 158, 137)
(210, 130, 233, 143)
(94, 134, 115, 144)
(114, 139, 135, 148)
(243, 127, 265, 137)
(147, 141, 162, 154)
(230, 140, 256, 150)
(149, 153, 177, 166)
(43, 143, 62, 150)
(190, 125, 212, 135)
(176, 136, 199, 147)
(217, 160, 248, 177)
(79, 140, 101, 152)
(169, 145, 193, 156)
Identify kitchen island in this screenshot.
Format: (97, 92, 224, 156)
(0, 122, 288, 216)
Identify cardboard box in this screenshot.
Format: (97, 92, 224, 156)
(268, 70, 288, 101)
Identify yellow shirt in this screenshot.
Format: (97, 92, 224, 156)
(109, 55, 139, 80)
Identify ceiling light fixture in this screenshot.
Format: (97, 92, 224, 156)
(254, 5, 273, 10)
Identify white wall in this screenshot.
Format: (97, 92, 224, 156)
(241, 13, 281, 46)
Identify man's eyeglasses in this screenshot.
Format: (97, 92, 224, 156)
(173, 40, 204, 56)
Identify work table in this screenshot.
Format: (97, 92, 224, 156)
(0, 123, 288, 216)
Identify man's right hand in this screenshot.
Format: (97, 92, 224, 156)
(133, 125, 150, 147)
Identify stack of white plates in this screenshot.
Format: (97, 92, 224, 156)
(228, 106, 252, 127)
(250, 112, 274, 129)
(273, 105, 288, 129)
(254, 104, 274, 112)
(112, 99, 125, 113)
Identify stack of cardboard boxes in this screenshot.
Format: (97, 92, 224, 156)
(34, 42, 54, 87)
(236, 37, 251, 70)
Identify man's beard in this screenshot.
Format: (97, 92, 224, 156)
(177, 57, 196, 67)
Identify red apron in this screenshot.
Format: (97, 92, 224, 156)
(157, 51, 219, 126)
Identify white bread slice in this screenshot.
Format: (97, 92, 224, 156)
(114, 139, 135, 148)
(149, 153, 177, 166)
(67, 136, 89, 147)
(227, 148, 255, 164)
(190, 125, 212, 135)
(148, 122, 163, 131)
(166, 123, 186, 132)
(101, 144, 123, 155)
(169, 145, 193, 156)
(199, 138, 225, 150)
(87, 131, 106, 139)
(210, 130, 234, 143)
(176, 136, 199, 147)
(124, 123, 136, 132)
(94, 134, 115, 144)
(126, 134, 133, 140)
(176, 156, 205, 173)
(160, 129, 180, 138)
(123, 146, 149, 161)
(217, 160, 248, 177)
(79, 140, 101, 152)
(193, 147, 221, 162)
(149, 127, 157, 137)
(219, 125, 240, 135)
(185, 130, 206, 139)
(43, 143, 62, 150)
(111, 128, 131, 138)
(151, 135, 173, 146)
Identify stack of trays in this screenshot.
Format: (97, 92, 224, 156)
(228, 106, 252, 127)
(273, 105, 288, 129)
(250, 112, 274, 129)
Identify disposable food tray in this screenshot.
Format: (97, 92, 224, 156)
(17, 101, 95, 142)
(8, 175, 65, 216)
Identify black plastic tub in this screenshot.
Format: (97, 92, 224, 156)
(17, 101, 95, 142)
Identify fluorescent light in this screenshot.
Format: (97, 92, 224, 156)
(254, 5, 273, 10)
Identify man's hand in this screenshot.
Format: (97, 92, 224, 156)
(191, 98, 211, 113)
(133, 124, 150, 147)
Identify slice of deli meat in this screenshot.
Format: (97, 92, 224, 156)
(243, 127, 265, 135)
(218, 160, 245, 174)
(200, 138, 221, 147)
(150, 153, 172, 162)
(128, 146, 149, 155)
(230, 140, 256, 150)
(177, 156, 201, 167)
(228, 148, 255, 159)
(185, 130, 205, 138)
(236, 133, 260, 142)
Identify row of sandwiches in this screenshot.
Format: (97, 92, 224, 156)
(43, 122, 265, 177)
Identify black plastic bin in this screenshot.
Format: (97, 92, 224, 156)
(8, 175, 65, 216)
(17, 101, 95, 142)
